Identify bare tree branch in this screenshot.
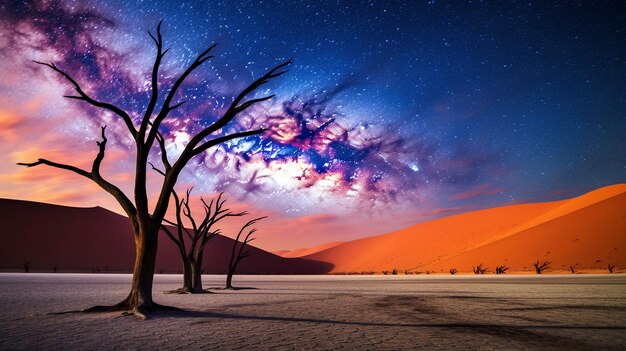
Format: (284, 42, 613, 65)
(181, 60, 291, 157)
(148, 162, 166, 176)
(17, 158, 90, 178)
(32, 61, 137, 139)
(140, 20, 167, 139)
(160, 224, 179, 245)
(144, 43, 218, 149)
(17, 126, 136, 218)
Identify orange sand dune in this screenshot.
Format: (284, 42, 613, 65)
(274, 241, 345, 258)
(306, 184, 626, 273)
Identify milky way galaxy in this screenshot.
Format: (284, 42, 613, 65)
(1, 0, 624, 249)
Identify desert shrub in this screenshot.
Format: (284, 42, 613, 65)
(495, 265, 509, 274)
(449, 268, 458, 275)
(472, 263, 488, 274)
(569, 264, 578, 274)
(533, 260, 551, 274)
(382, 270, 390, 275)
(23, 262, 31, 273)
(391, 269, 398, 275)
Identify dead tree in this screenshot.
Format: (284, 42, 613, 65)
(472, 263, 488, 274)
(160, 189, 246, 293)
(495, 265, 509, 274)
(226, 217, 265, 289)
(449, 268, 457, 275)
(23, 262, 31, 273)
(608, 263, 615, 273)
(17, 21, 290, 318)
(569, 264, 578, 274)
(533, 260, 551, 274)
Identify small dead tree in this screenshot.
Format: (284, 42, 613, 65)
(23, 262, 31, 273)
(472, 263, 488, 274)
(495, 265, 509, 274)
(533, 260, 551, 274)
(569, 264, 578, 274)
(608, 263, 616, 273)
(53, 264, 58, 273)
(17, 21, 290, 318)
(226, 217, 265, 289)
(160, 189, 246, 293)
(449, 268, 457, 275)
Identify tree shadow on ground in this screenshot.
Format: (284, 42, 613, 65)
(205, 286, 259, 291)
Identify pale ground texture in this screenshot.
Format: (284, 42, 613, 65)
(1, 274, 625, 350)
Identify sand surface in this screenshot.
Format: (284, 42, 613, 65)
(1, 273, 625, 350)
(307, 184, 626, 273)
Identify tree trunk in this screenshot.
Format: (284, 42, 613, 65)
(191, 253, 203, 291)
(181, 257, 193, 292)
(124, 225, 158, 309)
(226, 270, 234, 289)
(82, 221, 183, 317)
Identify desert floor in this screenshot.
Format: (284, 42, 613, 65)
(1, 274, 625, 350)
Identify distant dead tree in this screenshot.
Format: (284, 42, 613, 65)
(22, 262, 31, 273)
(472, 264, 488, 274)
(495, 265, 509, 274)
(533, 260, 551, 274)
(449, 268, 457, 275)
(608, 263, 616, 273)
(160, 189, 246, 293)
(53, 264, 58, 273)
(17, 21, 290, 318)
(392, 269, 399, 275)
(569, 264, 578, 274)
(226, 217, 266, 289)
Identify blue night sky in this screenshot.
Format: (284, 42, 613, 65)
(1, 0, 624, 248)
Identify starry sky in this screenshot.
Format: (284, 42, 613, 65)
(0, 0, 624, 251)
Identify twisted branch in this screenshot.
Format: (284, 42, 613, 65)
(32, 61, 137, 139)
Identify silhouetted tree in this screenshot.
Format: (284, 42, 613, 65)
(22, 262, 30, 273)
(569, 264, 578, 274)
(160, 189, 246, 293)
(495, 265, 509, 274)
(226, 217, 265, 289)
(608, 263, 615, 273)
(17, 21, 290, 318)
(472, 263, 488, 274)
(53, 264, 58, 273)
(533, 260, 551, 274)
(449, 268, 457, 275)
